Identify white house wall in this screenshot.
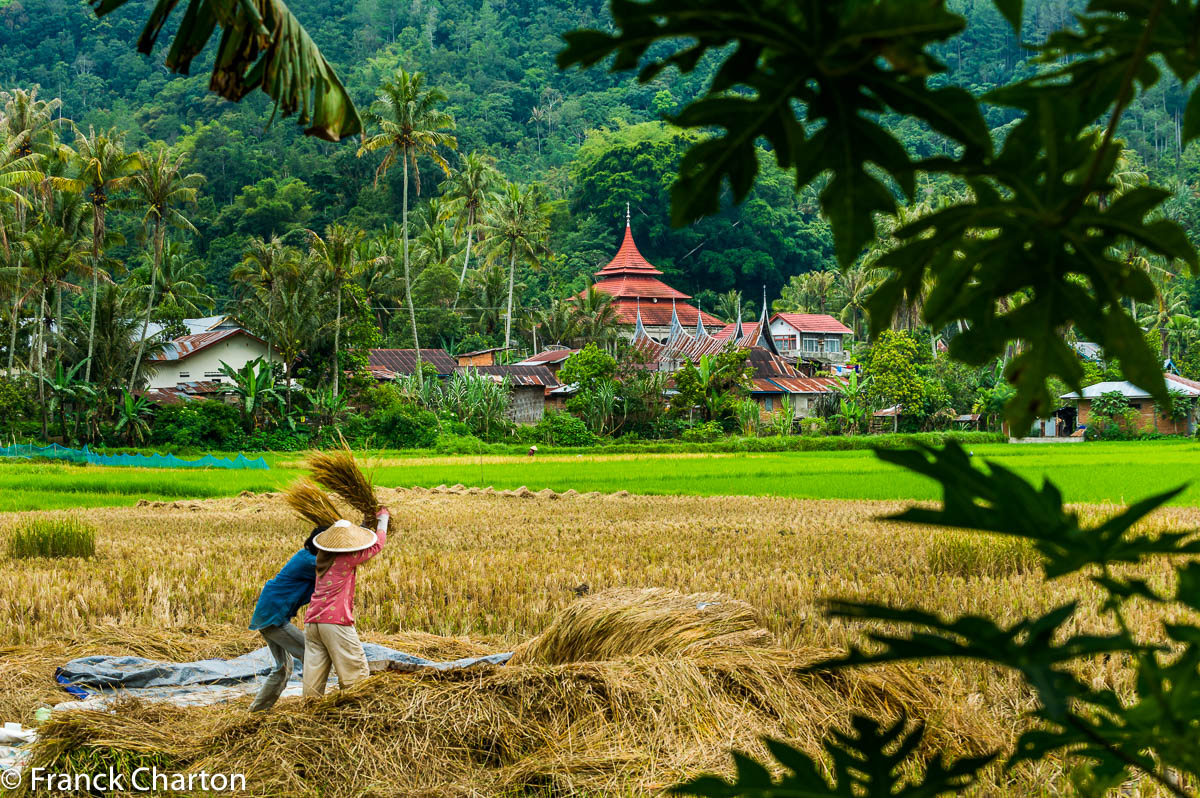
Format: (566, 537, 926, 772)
(146, 337, 274, 389)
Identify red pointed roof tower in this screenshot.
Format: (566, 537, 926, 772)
(582, 205, 723, 330)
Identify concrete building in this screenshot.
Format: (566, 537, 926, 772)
(146, 328, 279, 390)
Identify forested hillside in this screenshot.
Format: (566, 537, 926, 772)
(1, 0, 1199, 326)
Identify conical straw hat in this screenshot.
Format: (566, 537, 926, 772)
(313, 519, 377, 553)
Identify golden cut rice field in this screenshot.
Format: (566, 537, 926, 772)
(1, 486, 1196, 795)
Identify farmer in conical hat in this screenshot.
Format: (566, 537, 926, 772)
(247, 526, 323, 712)
(301, 507, 390, 696)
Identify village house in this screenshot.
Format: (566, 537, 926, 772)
(145, 327, 280, 391)
(1060, 374, 1200, 435)
(766, 313, 853, 365)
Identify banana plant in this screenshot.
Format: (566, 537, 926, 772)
(37, 359, 96, 443)
(114, 389, 153, 447)
(218, 358, 281, 432)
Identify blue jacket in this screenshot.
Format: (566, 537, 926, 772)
(249, 549, 317, 631)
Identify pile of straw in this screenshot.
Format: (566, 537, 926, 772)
(308, 447, 380, 526)
(510, 587, 770, 664)
(27, 590, 986, 796)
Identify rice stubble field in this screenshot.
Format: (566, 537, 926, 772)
(1, 483, 1194, 796)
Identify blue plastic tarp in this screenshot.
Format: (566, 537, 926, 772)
(0, 443, 268, 470)
(55, 645, 513, 706)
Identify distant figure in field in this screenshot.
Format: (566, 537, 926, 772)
(528, 445, 538, 458)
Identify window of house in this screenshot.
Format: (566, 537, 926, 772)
(178, 372, 190, 379)
(203, 371, 222, 378)
(803, 337, 819, 353)
(764, 397, 773, 411)
(776, 335, 797, 350)
(824, 336, 842, 353)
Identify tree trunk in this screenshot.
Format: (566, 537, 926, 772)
(505, 251, 516, 350)
(54, 285, 62, 383)
(85, 204, 102, 383)
(332, 287, 342, 397)
(403, 152, 422, 388)
(129, 220, 162, 393)
(38, 290, 47, 441)
(453, 227, 473, 309)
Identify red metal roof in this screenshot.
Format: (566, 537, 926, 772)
(588, 275, 692, 302)
(610, 298, 724, 327)
(771, 312, 853, 335)
(457, 365, 561, 388)
(149, 328, 267, 362)
(595, 223, 663, 277)
(368, 349, 458, 377)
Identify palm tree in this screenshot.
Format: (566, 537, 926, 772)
(467, 262, 509, 337)
(356, 69, 457, 382)
(232, 235, 298, 368)
(306, 224, 367, 396)
(479, 182, 550, 350)
(133, 241, 215, 317)
(441, 151, 498, 304)
(128, 145, 202, 392)
(535, 298, 578, 347)
(1, 88, 63, 375)
(836, 265, 878, 339)
(20, 220, 88, 438)
(75, 127, 140, 383)
(238, 262, 321, 417)
(573, 285, 621, 347)
(715, 289, 745, 324)
(779, 270, 838, 314)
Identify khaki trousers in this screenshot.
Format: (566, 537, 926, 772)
(302, 622, 370, 697)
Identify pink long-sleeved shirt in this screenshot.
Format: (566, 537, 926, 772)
(304, 518, 388, 626)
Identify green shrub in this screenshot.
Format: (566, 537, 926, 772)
(928, 531, 1041, 578)
(535, 412, 596, 447)
(681, 420, 723, 443)
(7, 517, 96, 559)
(368, 403, 438, 449)
(151, 401, 242, 450)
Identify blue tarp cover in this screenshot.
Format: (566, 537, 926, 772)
(56, 645, 513, 704)
(0, 443, 268, 470)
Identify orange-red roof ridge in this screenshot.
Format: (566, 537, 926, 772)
(595, 221, 663, 277)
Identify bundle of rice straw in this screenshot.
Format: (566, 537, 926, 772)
(308, 446, 380, 526)
(509, 587, 771, 665)
(283, 480, 341, 528)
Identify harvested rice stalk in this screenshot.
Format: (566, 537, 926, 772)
(282, 480, 341, 528)
(308, 447, 379, 526)
(509, 587, 771, 665)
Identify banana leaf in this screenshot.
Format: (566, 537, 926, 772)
(89, 0, 361, 142)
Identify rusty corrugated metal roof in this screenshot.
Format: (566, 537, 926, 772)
(456, 364, 561, 388)
(368, 349, 458, 377)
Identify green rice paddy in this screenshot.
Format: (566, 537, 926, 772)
(0, 439, 1195, 511)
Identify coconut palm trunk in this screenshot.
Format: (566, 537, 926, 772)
(505, 249, 516, 350)
(453, 227, 473, 309)
(37, 290, 47, 439)
(402, 152, 423, 387)
(85, 203, 102, 383)
(332, 286, 342, 397)
(129, 219, 162, 393)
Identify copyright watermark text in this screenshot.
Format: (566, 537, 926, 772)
(2, 766, 246, 792)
